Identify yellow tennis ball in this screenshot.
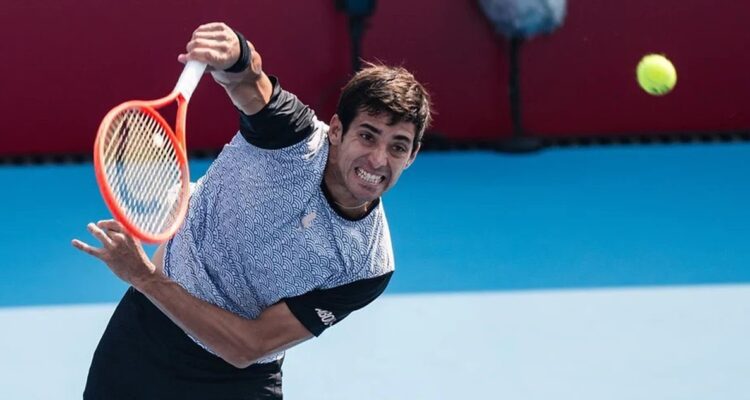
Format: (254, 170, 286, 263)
(636, 54, 677, 96)
(152, 132, 165, 148)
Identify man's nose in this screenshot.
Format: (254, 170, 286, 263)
(368, 145, 387, 168)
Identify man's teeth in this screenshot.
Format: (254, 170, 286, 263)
(356, 168, 383, 184)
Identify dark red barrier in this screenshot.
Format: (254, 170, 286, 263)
(2, 0, 517, 157)
(362, 1, 513, 141)
(2, 1, 749, 157)
(1, 1, 350, 156)
(521, 0, 750, 137)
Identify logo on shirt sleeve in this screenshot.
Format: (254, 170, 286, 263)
(315, 308, 337, 327)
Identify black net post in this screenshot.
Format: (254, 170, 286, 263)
(335, 0, 378, 73)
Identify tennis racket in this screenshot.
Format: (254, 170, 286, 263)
(94, 60, 206, 244)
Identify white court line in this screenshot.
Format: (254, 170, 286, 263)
(1, 285, 749, 400)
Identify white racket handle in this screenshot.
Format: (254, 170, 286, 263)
(174, 60, 207, 102)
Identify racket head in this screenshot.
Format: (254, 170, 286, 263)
(94, 100, 190, 244)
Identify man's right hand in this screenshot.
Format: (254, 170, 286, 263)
(179, 22, 271, 114)
(178, 22, 243, 71)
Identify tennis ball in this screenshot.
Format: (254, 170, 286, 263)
(152, 132, 165, 148)
(636, 54, 677, 96)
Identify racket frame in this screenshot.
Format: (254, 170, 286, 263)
(93, 91, 191, 244)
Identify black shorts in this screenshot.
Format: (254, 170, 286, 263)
(84, 287, 283, 400)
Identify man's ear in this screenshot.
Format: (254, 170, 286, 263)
(328, 114, 343, 144)
(405, 142, 421, 169)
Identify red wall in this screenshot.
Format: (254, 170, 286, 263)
(2, 1, 749, 156)
(1, 0, 350, 156)
(363, 1, 513, 140)
(522, 0, 750, 137)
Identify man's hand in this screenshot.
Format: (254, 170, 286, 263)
(178, 22, 240, 71)
(72, 221, 312, 368)
(72, 220, 160, 290)
(178, 22, 270, 114)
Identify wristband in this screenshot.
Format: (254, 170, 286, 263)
(224, 30, 251, 73)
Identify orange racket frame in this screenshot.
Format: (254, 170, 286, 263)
(93, 60, 205, 243)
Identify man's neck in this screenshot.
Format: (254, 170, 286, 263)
(322, 170, 372, 220)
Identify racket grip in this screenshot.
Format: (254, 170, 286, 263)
(175, 60, 207, 102)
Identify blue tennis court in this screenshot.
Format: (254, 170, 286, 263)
(1, 143, 749, 399)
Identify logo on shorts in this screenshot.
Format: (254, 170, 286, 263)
(315, 308, 336, 327)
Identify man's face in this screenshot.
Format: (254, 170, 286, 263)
(328, 111, 420, 204)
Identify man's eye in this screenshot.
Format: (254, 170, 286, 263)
(360, 133, 374, 141)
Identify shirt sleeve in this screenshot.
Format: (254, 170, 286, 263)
(283, 271, 394, 337)
(238, 76, 317, 149)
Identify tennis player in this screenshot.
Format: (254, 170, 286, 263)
(72, 22, 432, 399)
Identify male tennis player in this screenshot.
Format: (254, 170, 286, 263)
(72, 22, 432, 399)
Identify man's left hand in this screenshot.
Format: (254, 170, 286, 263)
(72, 220, 159, 289)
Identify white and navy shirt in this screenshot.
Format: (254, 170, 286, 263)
(164, 77, 395, 364)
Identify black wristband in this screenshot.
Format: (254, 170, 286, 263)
(224, 30, 251, 73)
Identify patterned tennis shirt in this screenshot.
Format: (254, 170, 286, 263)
(163, 77, 395, 364)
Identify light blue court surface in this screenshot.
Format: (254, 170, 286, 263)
(1, 144, 749, 399)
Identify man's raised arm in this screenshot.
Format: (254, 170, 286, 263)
(177, 22, 273, 115)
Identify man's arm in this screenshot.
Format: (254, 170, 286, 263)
(141, 275, 313, 368)
(180, 22, 317, 149)
(178, 22, 273, 115)
(73, 220, 313, 369)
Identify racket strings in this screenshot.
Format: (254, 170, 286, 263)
(101, 108, 185, 235)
